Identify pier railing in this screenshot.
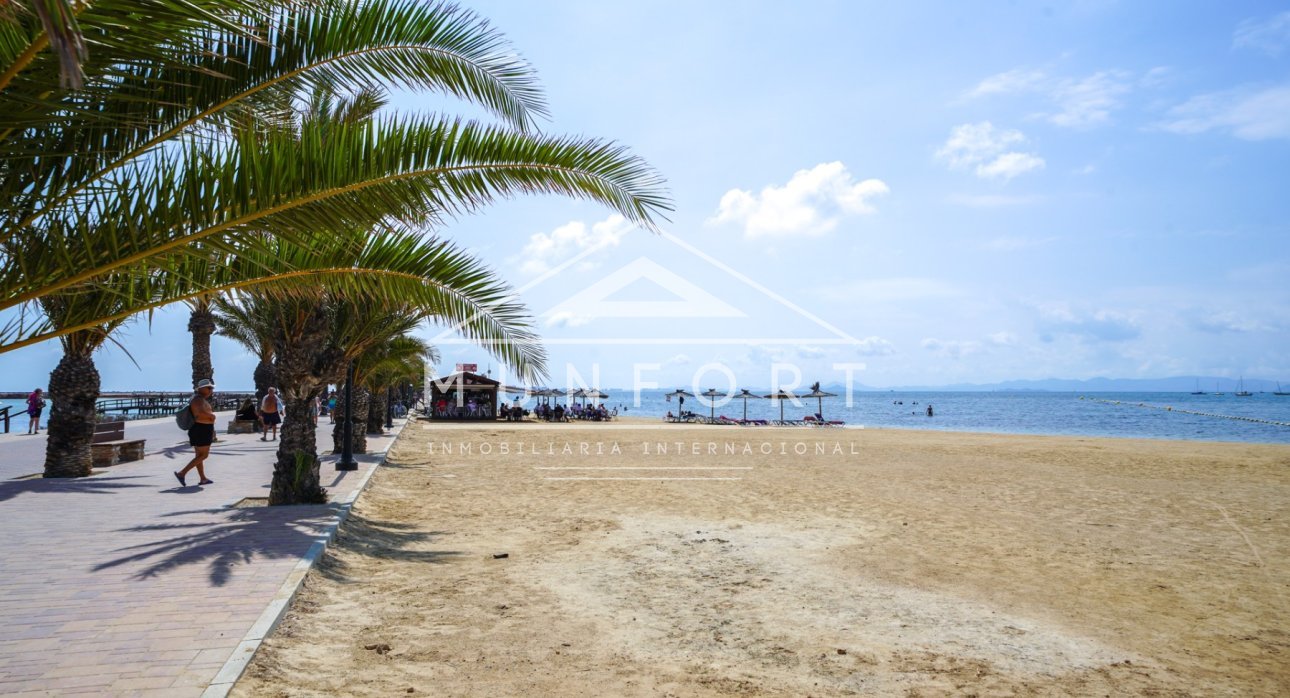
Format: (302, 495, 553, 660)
(1, 405, 10, 433)
(95, 393, 254, 420)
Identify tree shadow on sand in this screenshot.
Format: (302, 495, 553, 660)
(93, 504, 458, 586)
(316, 511, 459, 583)
(0, 474, 151, 504)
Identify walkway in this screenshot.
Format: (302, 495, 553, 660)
(0, 413, 404, 696)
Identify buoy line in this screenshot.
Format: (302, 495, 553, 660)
(1079, 397, 1290, 428)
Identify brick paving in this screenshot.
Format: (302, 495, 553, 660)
(0, 415, 402, 696)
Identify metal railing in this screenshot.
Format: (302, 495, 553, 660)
(95, 393, 254, 419)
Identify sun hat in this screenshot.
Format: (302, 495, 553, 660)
(195, 378, 216, 390)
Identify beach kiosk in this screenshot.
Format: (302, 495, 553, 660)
(428, 371, 499, 420)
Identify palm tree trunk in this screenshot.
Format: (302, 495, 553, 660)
(270, 391, 327, 505)
(269, 301, 341, 506)
(188, 303, 215, 387)
(331, 383, 371, 453)
(43, 352, 99, 478)
(367, 387, 387, 435)
(351, 388, 370, 453)
(253, 357, 276, 404)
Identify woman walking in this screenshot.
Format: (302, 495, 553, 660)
(26, 388, 45, 434)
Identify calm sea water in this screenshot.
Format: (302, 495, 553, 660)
(6, 393, 1290, 443)
(525, 391, 1290, 444)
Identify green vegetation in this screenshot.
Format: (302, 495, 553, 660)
(1, 0, 671, 486)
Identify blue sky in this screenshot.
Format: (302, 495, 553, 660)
(3, 0, 1289, 391)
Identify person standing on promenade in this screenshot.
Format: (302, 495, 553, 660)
(26, 388, 45, 434)
(175, 379, 217, 487)
(260, 386, 282, 441)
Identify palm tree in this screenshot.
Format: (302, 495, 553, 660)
(326, 301, 426, 453)
(362, 336, 434, 435)
(363, 335, 433, 433)
(212, 296, 277, 402)
(323, 310, 437, 450)
(39, 273, 146, 477)
(187, 297, 216, 387)
(1, 0, 670, 353)
(234, 225, 546, 505)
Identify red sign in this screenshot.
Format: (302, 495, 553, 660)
(456, 363, 478, 373)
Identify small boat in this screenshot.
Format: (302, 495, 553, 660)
(1274, 382, 1288, 396)
(1214, 380, 1224, 396)
(1190, 379, 1205, 395)
(1235, 376, 1252, 397)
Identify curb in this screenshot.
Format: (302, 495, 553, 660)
(201, 420, 406, 698)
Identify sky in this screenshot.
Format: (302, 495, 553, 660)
(3, 0, 1289, 392)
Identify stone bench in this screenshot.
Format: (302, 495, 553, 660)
(91, 439, 146, 467)
(227, 420, 259, 434)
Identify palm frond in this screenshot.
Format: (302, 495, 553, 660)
(3, 115, 670, 316)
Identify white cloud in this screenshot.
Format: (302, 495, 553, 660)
(921, 338, 983, 358)
(1035, 305, 1140, 342)
(963, 67, 1134, 128)
(663, 353, 692, 366)
(545, 311, 592, 328)
(817, 277, 959, 302)
(975, 152, 1046, 180)
(965, 68, 1047, 98)
(1048, 70, 1132, 128)
(946, 193, 1041, 207)
(1188, 310, 1272, 334)
(1156, 84, 1290, 141)
(519, 214, 633, 275)
(988, 331, 1017, 346)
(984, 236, 1057, 251)
(1139, 66, 1171, 89)
(1072, 163, 1097, 176)
(1234, 11, 1290, 56)
(936, 122, 1045, 181)
(853, 337, 896, 356)
(709, 162, 889, 238)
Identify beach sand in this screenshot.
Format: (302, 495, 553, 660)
(234, 420, 1290, 696)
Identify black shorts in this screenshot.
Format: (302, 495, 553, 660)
(261, 412, 281, 426)
(188, 423, 215, 447)
(29, 409, 42, 419)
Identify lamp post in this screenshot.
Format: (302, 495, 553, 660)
(385, 385, 394, 429)
(336, 361, 357, 471)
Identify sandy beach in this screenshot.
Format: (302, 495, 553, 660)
(234, 420, 1290, 696)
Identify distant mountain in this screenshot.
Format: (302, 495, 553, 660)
(823, 376, 1286, 393)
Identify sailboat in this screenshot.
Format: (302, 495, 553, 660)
(1190, 379, 1205, 395)
(1235, 376, 1252, 397)
(1214, 380, 1224, 396)
(1274, 382, 1288, 396)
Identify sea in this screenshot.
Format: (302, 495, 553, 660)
(5, 392, 1290, 444)
(533, 390, 1290, 445)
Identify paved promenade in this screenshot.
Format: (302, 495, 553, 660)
(0, 413, 404, 696)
